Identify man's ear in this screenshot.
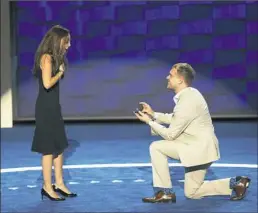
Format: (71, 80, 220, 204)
(178, 76, 184, 84)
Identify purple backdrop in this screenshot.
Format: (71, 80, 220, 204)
(13, 1, 258, 120)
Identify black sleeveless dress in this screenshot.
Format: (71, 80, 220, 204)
(31, 67, 68, 155)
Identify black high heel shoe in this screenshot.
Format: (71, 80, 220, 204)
(41, 188, 65, 201)
(52, 184, 77, 197)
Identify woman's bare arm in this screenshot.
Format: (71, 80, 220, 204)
(40, 54, 64, 89)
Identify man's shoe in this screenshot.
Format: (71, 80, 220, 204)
(236, 176, 250, 188)
(230, 176, 251, 201)
(142, 191, 176, 203)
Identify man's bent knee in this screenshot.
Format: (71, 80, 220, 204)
(184, 189, 202, 199)
(149, 141, 161, 153)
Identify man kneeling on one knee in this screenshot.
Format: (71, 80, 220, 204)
(134, 63, 250, 203)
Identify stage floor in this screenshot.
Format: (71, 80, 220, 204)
(1, 121, 257, 212)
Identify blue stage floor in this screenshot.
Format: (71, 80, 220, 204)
(1, 121, 257, 212)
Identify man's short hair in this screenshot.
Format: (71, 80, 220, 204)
(172, 63, 196, 86)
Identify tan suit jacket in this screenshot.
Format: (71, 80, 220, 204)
(148, 87, 220, 167)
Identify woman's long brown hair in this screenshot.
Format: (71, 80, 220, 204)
(32, 25, 70, 77)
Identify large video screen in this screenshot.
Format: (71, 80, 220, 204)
(14, 1, 258, 119)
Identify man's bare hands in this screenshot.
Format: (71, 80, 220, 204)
(139, 102, 154, 117)
(134, 111, 152, 124)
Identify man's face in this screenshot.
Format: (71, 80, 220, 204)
(166, 68, 182, 90)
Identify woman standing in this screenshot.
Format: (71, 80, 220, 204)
(31, 25, 77, 201)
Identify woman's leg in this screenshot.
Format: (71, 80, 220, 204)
(53, 152, 71, 193)
(42, 154, 60, 198)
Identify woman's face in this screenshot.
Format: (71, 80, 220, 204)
(60, 34, 71, 54)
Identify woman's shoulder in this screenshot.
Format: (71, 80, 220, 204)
(41, 53, 53, 62)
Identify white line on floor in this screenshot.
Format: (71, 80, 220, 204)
(112, 180, 123, 183)
(1, 163, 257, 173)
(68, 181, 80, 185)
(90, 180, 100, 184)
(9, 179, 147, 190)
(134, 179, 145, 182)
(8, 187, 19, 190)
(27, 185, 37, 188)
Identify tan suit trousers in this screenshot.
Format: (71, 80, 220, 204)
(150, 140, 232, 199)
